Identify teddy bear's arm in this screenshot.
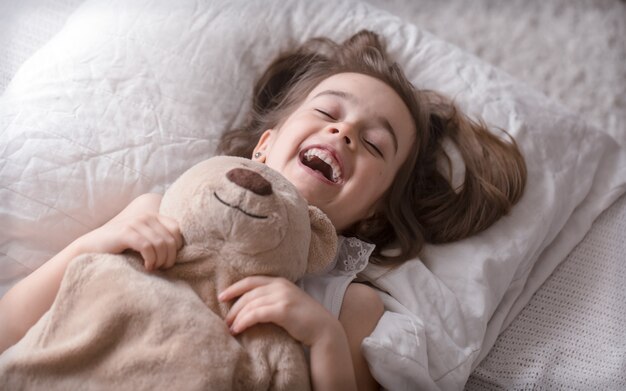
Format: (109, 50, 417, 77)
(239, 325, 311, 391)
(267, 337, 311, 391)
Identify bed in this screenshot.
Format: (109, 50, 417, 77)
(1, 0, 625, 389)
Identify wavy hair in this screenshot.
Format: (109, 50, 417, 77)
(218, 30, 526, 265)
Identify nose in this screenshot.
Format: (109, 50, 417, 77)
(330, 126, 353, 146)
(226, 168, 273, 196)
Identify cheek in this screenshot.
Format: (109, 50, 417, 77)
(365, 166, 397, 202)
(267, 134, 299, 162)
(271, 128, 307, 154)
(362, 160, 393, 186)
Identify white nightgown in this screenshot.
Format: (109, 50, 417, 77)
(299, 236, 376, 318)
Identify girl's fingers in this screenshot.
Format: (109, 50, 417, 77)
(133, 221, 168, 269)
(158, 215, 183, 249)
(220, 277, 332, 346)
(146, 218, 178, 268)
(126, 229, 157, 270)
(230, 302, 280, 334)
(223, 278, 300, 334)
(218, 276, 276, 302)
(224, 286, 277, 324)
(130, 216, 180, 270)
(157, 215, 183, 269)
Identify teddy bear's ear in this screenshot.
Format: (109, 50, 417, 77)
(306, 205, 338, 274)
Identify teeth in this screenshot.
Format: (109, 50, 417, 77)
(304, 148, 342, 182)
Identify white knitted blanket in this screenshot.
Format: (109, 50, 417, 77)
(466, 194, 626, 389)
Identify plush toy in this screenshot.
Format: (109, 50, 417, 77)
(0, 156, 338, 391)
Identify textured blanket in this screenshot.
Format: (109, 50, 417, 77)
(0, 253, 276, 390)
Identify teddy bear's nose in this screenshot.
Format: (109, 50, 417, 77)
(226, 168, 273, 196)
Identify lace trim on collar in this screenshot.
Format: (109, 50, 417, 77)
(332, 236, 376, 275)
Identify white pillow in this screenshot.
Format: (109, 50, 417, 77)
(1, 0, 625, 389)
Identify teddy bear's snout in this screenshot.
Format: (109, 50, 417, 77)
(226, 168, 273, 196)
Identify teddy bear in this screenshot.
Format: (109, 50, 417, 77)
(0, 155, 338, 391)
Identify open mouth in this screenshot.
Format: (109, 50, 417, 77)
(213, 192, 268, 219)
(299, 147, 343, 183)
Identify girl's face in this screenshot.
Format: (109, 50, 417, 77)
(253, 72, 415, 231)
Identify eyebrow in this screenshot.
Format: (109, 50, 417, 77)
(314, 89, 399, 154)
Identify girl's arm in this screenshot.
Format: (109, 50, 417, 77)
(220, 277, 384, 390)
(339, 283, 384, 391)
(0, 193, 182, 354)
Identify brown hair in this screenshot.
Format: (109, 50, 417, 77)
(218, 30, 526, 265)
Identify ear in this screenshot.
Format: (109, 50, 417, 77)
(252, 129, 274, 162)
(306, 205, 338, 274)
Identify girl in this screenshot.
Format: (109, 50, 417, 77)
(0, 30, 526, 390)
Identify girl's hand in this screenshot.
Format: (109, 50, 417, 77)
(219, 276, 342, 347)
(74, 193, 183, 271)
(220, 276, 359, 390)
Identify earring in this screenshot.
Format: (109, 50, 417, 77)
(254, 152, 262, 159)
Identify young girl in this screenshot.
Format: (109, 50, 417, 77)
(0, 30, 526, 390)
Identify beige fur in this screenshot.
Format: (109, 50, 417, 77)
(0, 156, 337, 390)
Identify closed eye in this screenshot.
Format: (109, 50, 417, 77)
(364, 139, 384, 158)
(315, 109, 336, 120)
